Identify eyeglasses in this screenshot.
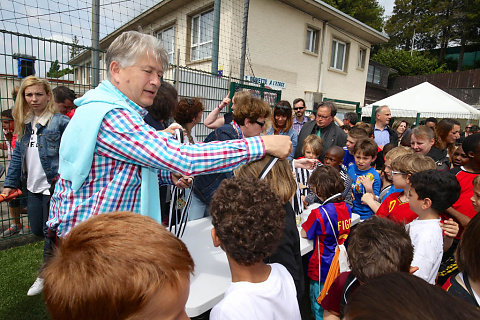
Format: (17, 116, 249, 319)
(255, 120, 266, 127)
(293, 107, 305, 111)
(316, 114, 331, 119)
(391, 171, 407, 175)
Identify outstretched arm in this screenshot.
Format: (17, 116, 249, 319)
(204, 96, 230, 129)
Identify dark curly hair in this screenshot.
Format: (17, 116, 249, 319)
(210, 177, 285, 266)
(174, 98, 204, 126)
(146, 80, 178, 123)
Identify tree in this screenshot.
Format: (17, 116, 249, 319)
(70, 35, 80, 60)
(323, 0, 385, 31)
(47, 60, 73, 78)
(385, 0, 437, 51)
(372, 48, 448, 76)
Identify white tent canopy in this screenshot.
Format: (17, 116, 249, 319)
(363, 82, 480, 120)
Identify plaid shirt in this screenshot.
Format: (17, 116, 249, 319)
(47, 87, 265, 237)
(292, 116, 310, 134)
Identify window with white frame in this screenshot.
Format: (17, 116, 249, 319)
(157, 26, 175, 65)
(190, 9, 214, 61)
(330, 39, 347, 71)
(305, 27, 319, 53)
(358, 48, 366, 69)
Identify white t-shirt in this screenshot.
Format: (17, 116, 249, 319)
(210, 263, 301, 320)
(406, 218, 443, 284)
(25, 116, 51, 195)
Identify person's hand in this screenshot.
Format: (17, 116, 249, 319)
(262, 135, 292, 159)
(218, 92, 231, 110)
(1, 188, 14, 197)
(361, 192, 375, 205)
(358, 175, 374, 194)
(301, 195, 308, 209)
(294, 158, 318, 170)
(441, 218, 459, 238)
(162, 123, 183, 136)
(172, 173, 193, 189)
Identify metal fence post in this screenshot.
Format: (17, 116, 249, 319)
(239, 0, 250, 82)
(211, 0, 221, 75)
(371, 105, 378, 125)
(91, 0, 100, 87)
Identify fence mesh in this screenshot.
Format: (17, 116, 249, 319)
(0, 0, 276, 243)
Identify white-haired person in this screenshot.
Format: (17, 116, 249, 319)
(2, 76, 70, 295)
(42, 31, 292, 295)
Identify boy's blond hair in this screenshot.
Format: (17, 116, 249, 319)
(391, 153, 436, 175)
(42, 212, 194, 320)
(385, 146, 414, 162)
(302, 134, 323, 157)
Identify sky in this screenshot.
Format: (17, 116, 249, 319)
(379, 0, 395, 17)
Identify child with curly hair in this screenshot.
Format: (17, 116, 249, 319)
(209, 177, 301, 319)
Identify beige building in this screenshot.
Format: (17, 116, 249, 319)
(71, 0, 388, 112)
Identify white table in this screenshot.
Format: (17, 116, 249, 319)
(182, 205, 360, 317)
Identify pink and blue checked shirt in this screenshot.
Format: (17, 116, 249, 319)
(47, 84, 265, 237)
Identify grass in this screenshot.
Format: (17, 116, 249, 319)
(0, 241, 50, 320)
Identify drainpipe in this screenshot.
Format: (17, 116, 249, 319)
(317, 21, 328, 94)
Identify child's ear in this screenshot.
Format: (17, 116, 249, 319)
(422, 198, 433, 210)
(467, 150, 475, 159)
(211, 228, 221, 247)
(406, 173, 412, 183)
(371, 155, 377, 162)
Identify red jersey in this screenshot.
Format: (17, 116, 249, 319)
(302, 202, 351, 282)
(449, 167, 479, 237)
(376, 192, 417, 224)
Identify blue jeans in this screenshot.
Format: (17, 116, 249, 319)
(188, 193, 209, 221)
(27, 191, 54, 269)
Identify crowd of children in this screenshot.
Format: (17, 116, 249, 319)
(4, 81, 477, 320)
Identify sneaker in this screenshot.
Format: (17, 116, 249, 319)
(2, 224, 22, 238)
(20, 225, 31, 235)
(27, 277, 44, 296)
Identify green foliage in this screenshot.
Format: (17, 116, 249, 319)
(0, 241, 49, 319)
(385, 0, 480, 64)
(323, 0, 384, 31)
(372, 48, 449, 76)
(46, 60, 73, 79)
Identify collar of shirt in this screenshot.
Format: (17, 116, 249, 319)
(293, 116, 309, 125)
(374, 123, 389, 131)
(24, 111, 54, 126)
(102, 80, 148, 119)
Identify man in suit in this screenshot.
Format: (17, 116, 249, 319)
(295, 101, 346, 160)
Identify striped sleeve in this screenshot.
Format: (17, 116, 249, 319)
(96, 109, 265, 177)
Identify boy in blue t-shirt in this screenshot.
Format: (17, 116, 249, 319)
(342, 127, 368, 171)
(347, 138, 381, 220)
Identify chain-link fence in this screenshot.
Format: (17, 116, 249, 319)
(0, 0, 281, 244)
